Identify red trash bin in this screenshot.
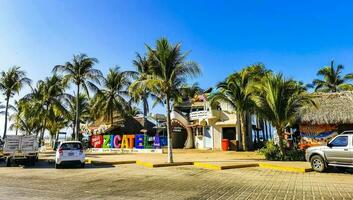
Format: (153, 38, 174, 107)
(222, 139, 229, 151)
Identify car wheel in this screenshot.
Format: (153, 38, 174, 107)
(310, 155, 326, 172)
(80, 162, 85, 168)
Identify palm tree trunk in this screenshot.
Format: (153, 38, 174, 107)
(236, 113, 241, 148)
(72, 124, 76, 139)
(3, 96, 10, 138)
(141, 90, 148, 130)
(166, 95, 174, 163)
(276, 127, 286, 158)
(110, 110, 114, 126)
(143, 95, 148, 130)
(240, 112, 247, 151)
(264, 121, 268, 141)
(75, 84, 80, 141)
(39, 106, 49, 146)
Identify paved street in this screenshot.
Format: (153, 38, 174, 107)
(0, 161, 352, 200)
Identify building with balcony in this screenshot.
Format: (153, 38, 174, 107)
(170, 93, 248, 150)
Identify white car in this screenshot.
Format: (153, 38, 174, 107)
(55, 141, 85, 169)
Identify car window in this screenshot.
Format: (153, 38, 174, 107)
(330, 136, 348, 147)
(60, 143, 82, 150)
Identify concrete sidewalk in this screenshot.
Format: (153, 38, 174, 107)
(39, 150, 312, 172)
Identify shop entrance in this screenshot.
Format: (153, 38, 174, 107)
(222, 127, 237, 150)
(171, 121, 187, 148)
(222, 127, 236, 140)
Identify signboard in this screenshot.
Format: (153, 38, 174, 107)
(89, 134, 162, 149)
(87, 148, 163, 154)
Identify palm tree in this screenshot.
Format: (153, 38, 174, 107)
(65, 94, 92, 139)
(21, 83, 46, 137)
(47, 114, 67, 146)
(209, 64, 268, 151)
(9, 100, 38, 135)
(15, 99, 42, 135)
(131, 53, 150, 118)
(130, 53, 163, 129)
(0, 66, 31, 138)
(311, 60, 353, 92)
(9, 101, 21, 135)
(130, 38, 201, 163)
(91, 67, 133, 125)
(53, 54, 102, 140)
(252, 73, 315, 156)
(178, 83, 204, 104)
(128, 106, 142, 117)
(23, 75, 68, 144)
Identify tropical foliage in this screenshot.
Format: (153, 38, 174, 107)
(22, 75, 69, 144)
(130, 53, 163, 128)
(53, 54, 102, 140)
(310, 60, 353, 92)
(65, 94, 92, 139)
(252, 73, 316, 156)
(0, 66, 31, 138)
(130, 38, 201, 163)
(1, 38, 352, 162)
(209, 64, 269, 151)
(91, 67, 134, 125)
(259, 140, 305, 161)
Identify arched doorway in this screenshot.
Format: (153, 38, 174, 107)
(171, 120, 187, 148)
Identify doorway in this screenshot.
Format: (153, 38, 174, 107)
(222, 127, 236, 140)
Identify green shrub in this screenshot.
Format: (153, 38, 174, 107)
(259, 141, 283, 160)
(259, 141, 305, 161)
(285, 149, 305, 161)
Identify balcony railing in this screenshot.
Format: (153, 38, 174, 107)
(189, 111, 209, 120)
(189, 110, 222, 121)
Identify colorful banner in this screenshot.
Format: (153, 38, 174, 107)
(89, 134, 162, 149)
(299, 131, 338, 149)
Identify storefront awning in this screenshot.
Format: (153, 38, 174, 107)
(215, 119, 237, 126)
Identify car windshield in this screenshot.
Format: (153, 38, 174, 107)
(60, 143, 82, 150)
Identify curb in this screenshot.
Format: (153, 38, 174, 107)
(194, 162, 259, 170)
(91, 160, 136, 165)
(136, 161, 194, 168)
(259, 163, 313, 173)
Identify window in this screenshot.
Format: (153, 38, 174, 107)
(60, 143, 82, 150)
(330, 136, 348, 147)
(197, 127, 203, 136)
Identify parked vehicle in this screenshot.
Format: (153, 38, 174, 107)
(55, 141, 85, 169)
(3, 135, 39, 167)
(305, 131, 353, 172)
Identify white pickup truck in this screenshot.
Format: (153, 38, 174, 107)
(3, 135, 39, 167)
(305, 131, 353, 172)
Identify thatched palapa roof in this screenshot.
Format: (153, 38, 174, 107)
(299, 92, 353, 125)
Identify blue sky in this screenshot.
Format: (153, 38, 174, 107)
(1, 0, 353, 133)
